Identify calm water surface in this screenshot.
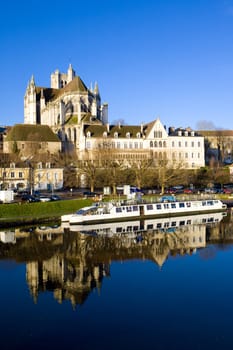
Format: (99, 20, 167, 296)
(1, 211, 233, 350)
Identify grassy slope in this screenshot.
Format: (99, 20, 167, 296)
(0, 199, 93, 226)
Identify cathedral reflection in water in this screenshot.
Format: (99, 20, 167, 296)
(0, 210, 231, 308)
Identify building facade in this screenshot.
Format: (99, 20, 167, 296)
(80, 119, 205, 169)
(3, 124, 61, 156)
(198, 130, 233, 165)
(0, 162, 63, 192)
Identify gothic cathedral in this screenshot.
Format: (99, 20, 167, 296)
(24, 64, 108, 151)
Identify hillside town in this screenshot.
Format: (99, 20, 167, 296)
(1, 64, 233, 194)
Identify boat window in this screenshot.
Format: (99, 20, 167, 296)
(171, 203, 176, 208)
(163, 204, 169, 209)
(187, 220, 191, 224)
(133, 226, 139, 230)
(116, 207, 122, 213)
(207, 201, 214, 205)
(127, 226, 133, 231)
(77, 209, 86, 214)
(157, 223, 162, 228)
(180, 221, 185, 225)
(171, 222, 176, 226)
(133, 206, 138, 211)
(156, 204, 162, 209)
(202, 201, 206, 206)
(116, 227, 122, 232)
(179, 203, 185, 208)
(126, 207, 132, 212)
(147, 204, 153, 210)
(186, 202, 191, 207)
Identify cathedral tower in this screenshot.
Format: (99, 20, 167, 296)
(24, 76, 37, 124)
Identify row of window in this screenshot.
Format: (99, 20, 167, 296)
(1, 172, 59, 179)
(150, 140, 201, 148)
(9, 162, 52, 169)
(87, 131, 142, 139)
(86, 140, 202, 150)
(88, 141, 144, 149)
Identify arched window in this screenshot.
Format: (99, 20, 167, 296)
(159, 141, 162, 147)
(73, 128, 77, 143)
(154, 141, 157, 147)
(163, 141, 166, 147)
(136, 132, 141, 138)
(150, 141, 153, 148)
(126, 132, 130, 138)
(87, 131, 91, 138)
(114, 132, 118, 138)
(68, 128, 71, 140)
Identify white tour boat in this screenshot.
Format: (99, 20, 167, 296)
(61, 197, 227, 225)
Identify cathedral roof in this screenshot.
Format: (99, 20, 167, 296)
(35, 76, 89, 102)
(60, 76, 88, 94)
(5, 124, 60, 142)
(35, 87, 58, 102)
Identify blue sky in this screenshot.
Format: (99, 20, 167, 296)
(1, 0, 233, 130)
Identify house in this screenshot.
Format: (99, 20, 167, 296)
(0, 162, 63, 192)
(3, 124, 61, 156)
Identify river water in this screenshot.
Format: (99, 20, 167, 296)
(1, 210, 233, 350)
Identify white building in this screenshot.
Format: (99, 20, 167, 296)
(80, 119, 205, 169)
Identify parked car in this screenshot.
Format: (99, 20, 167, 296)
(83, 191, 98, 198)
(183, 188, 193, 194)
(223, 188, 233, 194)
(50, 195, 61, 201)
(21, 194, 40, 203)
(39, 196, 51, 202)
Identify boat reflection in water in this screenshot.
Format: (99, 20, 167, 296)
(66, 211, 227, 237)
(0, 211, 227, 308)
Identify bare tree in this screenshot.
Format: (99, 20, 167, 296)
(130, 158, 154, 189)
(154, 158, 186, 194)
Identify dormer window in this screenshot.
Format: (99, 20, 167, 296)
(87, 131, 91, 138)
(103, 131, 107, 138)
(46, 162, 51, 169)
(114, 132, 118, 138)
(136, 132, 141, 138)
(10, 162, 15, 168)
(126, 132, 130, 138)
(178, 131, 182, 136)
(185, 131, 188, 136)
(37, 162, 42, 169)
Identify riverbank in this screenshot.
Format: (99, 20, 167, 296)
(0, 198, 93, 228)
(0, 194, 232, 229)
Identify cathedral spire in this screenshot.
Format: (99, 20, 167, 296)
(94, 81, 99, 95)
(67, 64, 75, 83)
(30, 75, 35, 86)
